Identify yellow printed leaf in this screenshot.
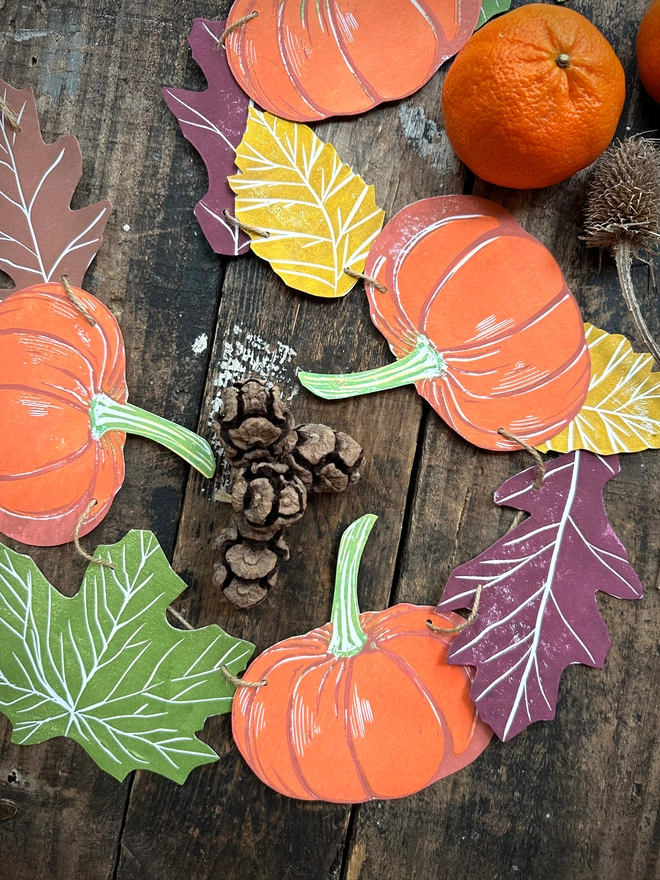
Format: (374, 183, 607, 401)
(538, 323, 660, 454)
(228, 107, 385, 298)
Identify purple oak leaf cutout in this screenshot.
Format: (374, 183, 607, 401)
(437, 451, 643, 742)
(163, 19, 250, 256)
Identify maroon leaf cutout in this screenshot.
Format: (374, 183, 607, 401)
(437, 451, 643, 741)
(163, 19, 250, 257)
(0, 80, 112, 296)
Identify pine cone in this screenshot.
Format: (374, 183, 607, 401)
(286, 424, 364, 493)
(232, 461, 307, 540)
(213, 378, 297, 468)
(213, 522, 289, 609)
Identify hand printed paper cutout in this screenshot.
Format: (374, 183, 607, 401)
(224, 0, 482, 123)
(477, 0, 512, 28)
(163, 19, 250, 256)
(0, 531, 254, 783)
(539, 323, 660, 454)
(299, 195, 591, 450)
(233, 515, 492, 802)
(0, 80, 111, 295)
(0, 283, 216, 547)
(228, 107, 384, 298)
(437, 451, 643, 741)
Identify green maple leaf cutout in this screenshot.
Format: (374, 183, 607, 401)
(0, 531, 254, 784)
(477, 0, 512, 28)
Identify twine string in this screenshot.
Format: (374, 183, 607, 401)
(426, 584, 483, 635)
(216, 12, 258, 50)
(221, 665, 267, 689)
(61, 275, 96, 327)
(343, 267, 387, 293)
(497, 427, 546, 490)
(167, 605, 194, 630)
(223, 209, 270, 238)
(73, 500, 116, 569)
(0, 96, 21, 133)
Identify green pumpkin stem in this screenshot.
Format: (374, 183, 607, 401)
(328, 514, 377, 658)
(90, 393, 216, 478)
(298, 337, 444, 400)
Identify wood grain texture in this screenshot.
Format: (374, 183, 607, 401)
(1, 0, 659, 878)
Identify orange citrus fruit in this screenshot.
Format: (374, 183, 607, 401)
(442, 4, 626, 189)
(637, 0, 660, 103)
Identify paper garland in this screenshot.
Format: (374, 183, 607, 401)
(163, 19, 251, 257)
(232, 515, 492, 802)
(228, 107, 385, 298)
(0, 282, 215, 547)
(539, 323, 660, 454)
(0, 531, 254, 783)
(299, 195, 591, 450)
(0, 80, 111, 295)
(224, 0, 482, 123)
(437, 451, 643, 741)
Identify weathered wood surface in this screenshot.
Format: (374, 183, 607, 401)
(1, 0, 659, 878)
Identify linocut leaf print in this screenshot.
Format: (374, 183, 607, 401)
(163, 18, 250, 256)
(477, 0, 512, 29)
(0, 531, 254, 782)
(437, 451, 642, 741)
(0, 80, 111, 295)
(228, 107, 385, 298)
(539, 323, 660, 454)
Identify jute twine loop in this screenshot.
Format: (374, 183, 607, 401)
(0, 96, 21, 133)
(61, 275, 96, 327)
(73, 500, 116, 569)
(216, 11, 258, 50)
(343, 267, 387, 293)
(426, 583, 483, 635)
(223, 209, 270, 238)
(497, 427, 546, 490)
(167, 605, 194, 630)
(221, 665, 267, 689)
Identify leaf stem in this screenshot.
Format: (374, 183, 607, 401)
(328, 514, 377, 658)
(90, 394, 216, 478)
(298, 337, 444, 400)
(615, 241, 660, 365)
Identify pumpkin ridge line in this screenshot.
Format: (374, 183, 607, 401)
(341, 658, 376, 801)
(0, 437, 92, 483)
(275, 1, 327, 119)
(0, 381, 89, 414)
(285, 654, 336, 800)
(375, 642, 460, 763)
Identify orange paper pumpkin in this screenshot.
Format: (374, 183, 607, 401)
(232, 515, 493, 802)
(0, 283, 215, 546)
(300, 196, 591, 451)
(224, 0, 482, 123)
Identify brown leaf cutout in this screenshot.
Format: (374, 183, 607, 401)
(0, 81, 111, 295)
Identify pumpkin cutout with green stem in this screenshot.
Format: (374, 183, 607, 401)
(0, 282, 216, 547)
(299, 196, 591, 451)
(232, 514, 493, 802)
(224, 0, 482, 123)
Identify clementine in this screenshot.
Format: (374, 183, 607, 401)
(637, 0, 660, 103)
(442, 4, 626, 189)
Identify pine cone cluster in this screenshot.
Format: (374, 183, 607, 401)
(212, 378, 364, 608)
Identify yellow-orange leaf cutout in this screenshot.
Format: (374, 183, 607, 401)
(538, 323, 660, 454)
(228, 107, 385, 298)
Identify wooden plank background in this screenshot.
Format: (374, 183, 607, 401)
(1, 0, 659, 877)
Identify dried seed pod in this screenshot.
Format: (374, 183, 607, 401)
(232, 461, 307, 536)
(286, 423, 364, 493)
(213, 378, 297, 467)
(213, 522, 289, 609)
(584, 137, 660, 363)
